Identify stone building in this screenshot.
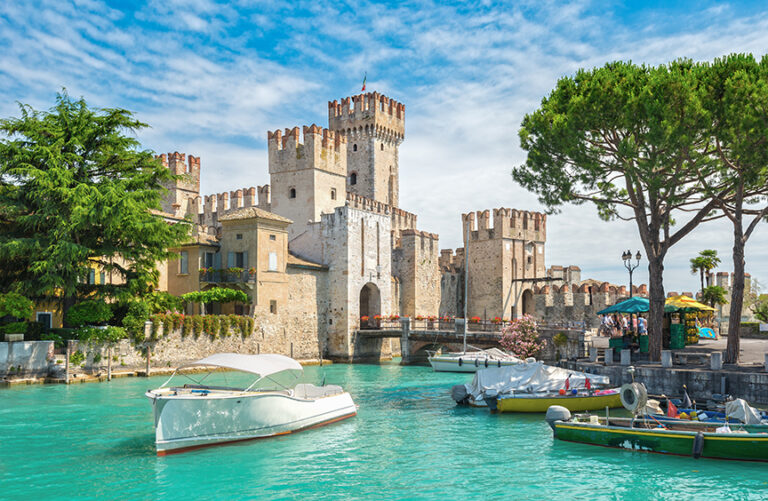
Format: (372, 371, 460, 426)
(158, 92, 441, 361)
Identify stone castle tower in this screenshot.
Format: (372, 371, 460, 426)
(328, 93, 405, 207)
(158, 152, 201, 218)
(439, 208, 547, 320)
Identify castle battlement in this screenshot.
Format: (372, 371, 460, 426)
(461, 207, 546, 242)
(197, 185, 271, 227)
(328, 92, 405, 139)
(345, 192, 418, 233)
(268, 125, 347, 176)
(157, 151, 200, 192)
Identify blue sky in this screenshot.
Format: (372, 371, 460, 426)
(2, 0, 768, 293)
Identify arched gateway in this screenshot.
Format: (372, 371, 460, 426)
(359, 282, 381, 329)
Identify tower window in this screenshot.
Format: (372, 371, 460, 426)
(380, 143, 384, 151)
(350, 172, 357, 185)
(331, 188, 337, 200)
(289, 188, 296, 199)
(353, 144, 358, 152)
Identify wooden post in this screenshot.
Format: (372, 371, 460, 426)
(65, 340, 72, 384)
(145, 343, 151, 377)
(107, 345, 112, 381)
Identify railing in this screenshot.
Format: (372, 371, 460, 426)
(199, 270, 253, 283)
(357, 317, 587, 333)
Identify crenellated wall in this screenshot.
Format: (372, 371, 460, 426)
(392, 229, 441, 319)
(534, 282, 649, 328)
(157, 151, 201, 218)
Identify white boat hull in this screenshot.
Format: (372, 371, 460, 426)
(428, 356, 520, 373)
(146, 390, 357, 455)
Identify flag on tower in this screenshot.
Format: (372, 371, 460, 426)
(361, 73, 367, 92)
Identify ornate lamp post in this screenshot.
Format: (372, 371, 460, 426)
(622, 250, 642, 297)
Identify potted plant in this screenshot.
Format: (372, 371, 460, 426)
(373, 314, 382, 328)
(248, 267, 256, 279)
(553, 332, 569, 361)
(360, 316, 369, 328)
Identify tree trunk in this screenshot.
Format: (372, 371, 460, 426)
(647, 256, 666, 361)
(700, 270, 704, 295)
(62, 295, 77, 328)
(726, 225, 745, 364)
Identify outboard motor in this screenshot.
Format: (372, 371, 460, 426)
(545, 405, 572, 434)
(483, 388, 499, 413)
(451, 384, 470, 405)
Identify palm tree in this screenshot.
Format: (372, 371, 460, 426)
(690, 250, 721, 293)
(701, 285, 728, 308)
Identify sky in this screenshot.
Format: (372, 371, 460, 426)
(1, 0, 768, 293)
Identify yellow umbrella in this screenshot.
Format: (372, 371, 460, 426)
(665, 295, 715, 311)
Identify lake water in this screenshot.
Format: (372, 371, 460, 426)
(1, 360, 767, 500)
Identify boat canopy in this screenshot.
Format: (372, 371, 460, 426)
(464, 362, 611, 400)
(178, 353, 303, 386)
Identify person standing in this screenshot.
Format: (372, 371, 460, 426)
(638, 316, 647, 336)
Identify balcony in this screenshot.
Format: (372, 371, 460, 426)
(199, 269, 254, 283)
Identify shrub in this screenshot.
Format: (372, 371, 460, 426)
(499, 315, 544, 359)
(77, 326, 128, 344)
(182, 315, 194, 337)
(219, 315, 231, 337)
(0, 321, 27, 334)
(42, 331, 65, 348)
(65, 301, 112, 328)
(122, 301, 150, 340)
(0, 292, 34, 319)
(70, 350, 85, 366)
(553, 332, 568, 347)
(146, 291, 183, 314)
(182, 287, 250, 305)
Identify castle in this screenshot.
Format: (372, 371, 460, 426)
(152, 91, 643, 361)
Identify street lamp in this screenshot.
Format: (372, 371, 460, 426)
(622, 250, 642, 297)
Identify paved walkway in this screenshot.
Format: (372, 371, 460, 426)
(590, 336, 768, 365)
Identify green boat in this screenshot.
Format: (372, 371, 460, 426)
(547, 413, 768, 462)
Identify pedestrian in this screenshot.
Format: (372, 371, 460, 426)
(638, 316, 647, 335)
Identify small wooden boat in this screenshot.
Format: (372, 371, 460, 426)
(546, 411, 768, 462)
(495, 390, 622, 413)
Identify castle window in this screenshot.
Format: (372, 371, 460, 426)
(350, 172, 357, 185)
(270, 300, 277, 314)
(268, 252, 278, 271)
(331, 188, 337, 200)
(289, 188, 296, 199)
(380, 143, 384, 151)
(236, 233, 243, 240)
(269, 234, 276, 241)
(179, 251, 188, 274)
(353, 144, 358, 152)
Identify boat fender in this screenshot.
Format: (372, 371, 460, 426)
(458, 358, 463, 367)
(484, 389, 499, 413)
(692, 431, 705, 459)
(484, 359, 488, 368)
(545, 405, 572, 433)
(620, 383, 648, 413)
(474, 358, 478, 367)
(497, 360, 501, 368)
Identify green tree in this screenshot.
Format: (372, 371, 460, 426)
(0, 92, 190, 319)
(700, 54, 768, 363)
(690, 249, 721, 293)
(0, 292, 33, 319)
(700, 285, 728, 308)
(513, 60, 723, 361)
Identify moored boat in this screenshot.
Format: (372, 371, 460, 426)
(452, 361, 621, 412)
(546, 408, 768, 462)
(428, 348, 523, 373)
(145, 353, 357, 455)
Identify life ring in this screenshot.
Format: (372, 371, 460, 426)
(458, 358, 463, 367)
(620, 382, 648, 413)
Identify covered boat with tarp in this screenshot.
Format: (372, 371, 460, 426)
(428, 348, 524, 373)
(451, 361, 621, 412)
(146, 353, 357, 455)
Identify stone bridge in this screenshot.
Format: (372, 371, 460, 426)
(354, 318, 587, 364)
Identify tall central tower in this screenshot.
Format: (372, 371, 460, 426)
(328, 92, 405, 208)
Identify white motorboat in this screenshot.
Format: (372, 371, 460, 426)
(428, 348, 523, 373)
(145, 353, 357, 455)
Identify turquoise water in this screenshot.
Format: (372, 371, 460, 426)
(1, 361, 767, 500)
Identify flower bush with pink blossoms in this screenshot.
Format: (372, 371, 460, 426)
(499, 315, 544, 359)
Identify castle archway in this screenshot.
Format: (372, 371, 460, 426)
(522, 289, 534, 317)
(359, 282, 381, 329)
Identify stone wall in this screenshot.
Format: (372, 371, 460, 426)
(534, 283, 649, 328)
(0, 341, 54, 377)
(393, 230, 441, 318)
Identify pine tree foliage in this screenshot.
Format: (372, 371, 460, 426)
(0, 92, 190, 305)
